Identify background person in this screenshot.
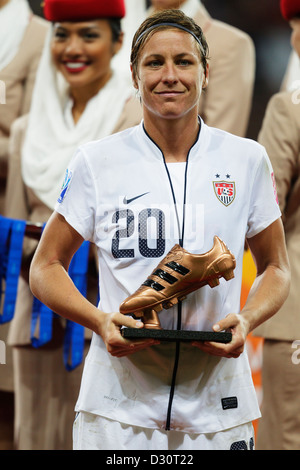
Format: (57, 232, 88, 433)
(112, 0, 148, 83)
(254, 0, 300, 450)
(0, 0, 48, 213)
(0, 0, 48, 450)
(4, 0, 142, 450)
(29, 10, 290, 450)
(281, 49, 300, 91)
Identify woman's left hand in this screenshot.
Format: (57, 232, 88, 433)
(191, 313, 250, 359)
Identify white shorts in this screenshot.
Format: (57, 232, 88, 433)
(73, 412, 255, 450)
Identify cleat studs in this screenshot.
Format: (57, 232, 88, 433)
(133, 311, 144, 319)
(153, 304, 163, 313)
(208, 277, 220, 288)
(223, 270, 235, 281)
(162, 301, 173, 309)
(162, 297, 179, 309)
(143, 309, 162, 329)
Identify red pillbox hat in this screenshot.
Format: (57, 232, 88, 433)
(280, 0, 300, 20)
(43, 0, 126, 22)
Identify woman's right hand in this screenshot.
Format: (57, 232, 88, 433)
(98, 311, 160, 358)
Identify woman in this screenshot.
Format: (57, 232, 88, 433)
(254, 0, 300, 450)
(0, 0, 48, 213)
(30, 9, 290, 450)
(4, 0, 142, 450)
(148, 0, 255, 137)
(0, 0, 48, 450)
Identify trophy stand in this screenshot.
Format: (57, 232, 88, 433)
(121, 307, 232, 343)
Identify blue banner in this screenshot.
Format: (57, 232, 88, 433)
(0, 216, 26, 323)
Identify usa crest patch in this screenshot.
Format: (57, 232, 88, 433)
(213, 181, 236, 206)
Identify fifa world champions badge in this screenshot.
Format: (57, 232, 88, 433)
(213, 180, 236, 206)
(58, 169, 73, 204)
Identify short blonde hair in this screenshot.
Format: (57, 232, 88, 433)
(131, 9, 209, 82)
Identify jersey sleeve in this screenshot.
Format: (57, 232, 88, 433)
(246, 147, 281, 238)
(55, 147, 96, 242)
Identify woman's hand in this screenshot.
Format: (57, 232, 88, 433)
(191, 313, 250, 359)
(98, 311, 160, 358)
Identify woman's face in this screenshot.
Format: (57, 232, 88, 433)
(133, 28, 207, 122)
(290, 18, 300, 57)
(51, 20, 122, 92)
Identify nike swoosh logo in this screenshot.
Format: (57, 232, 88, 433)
(123, 192, 150, 204)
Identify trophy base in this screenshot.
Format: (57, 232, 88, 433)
(121, 328, 232, 343)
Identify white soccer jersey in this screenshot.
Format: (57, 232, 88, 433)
(55, 119, 281, 434)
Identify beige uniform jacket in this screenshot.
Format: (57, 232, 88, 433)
(0, 14, 49, 209)
(254, 91, 300, 341)
(0, 15, 48, 390)
(4, 97, 143, 346)
(195, 4, 255, 137)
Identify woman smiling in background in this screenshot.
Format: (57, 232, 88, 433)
(4, 0, 142, 450)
